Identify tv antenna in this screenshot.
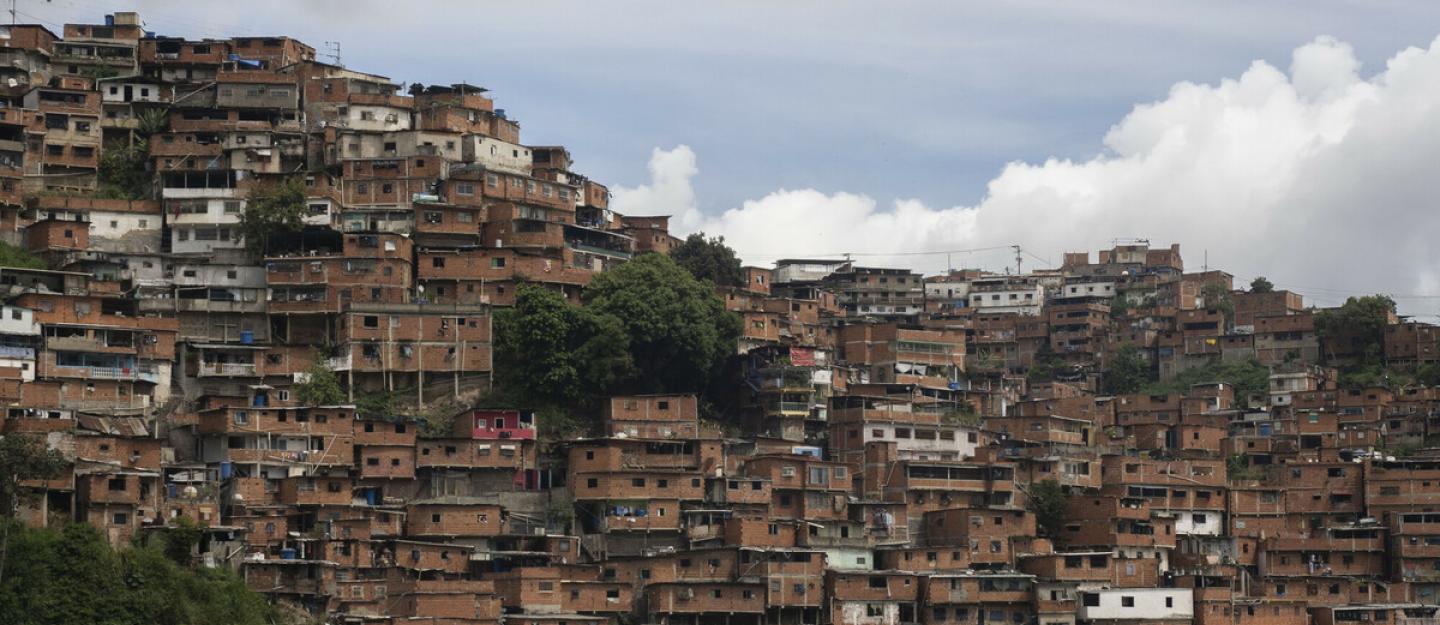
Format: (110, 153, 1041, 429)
(323, 41, 342, 66)
(10, 0, 42, 26)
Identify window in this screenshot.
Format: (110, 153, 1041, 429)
(1083, 594, 1100, 607)
(1121, 596, 1135, 608)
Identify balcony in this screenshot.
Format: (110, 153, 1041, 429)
(757, 402, 807, 419)
(199, 362, 258, 377)
(49, 363, 159, 383)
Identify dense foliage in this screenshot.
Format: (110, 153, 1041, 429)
(1105, 345, 1152, 394)
(1315, 295, 1398, 387)
(493, 283, 632, 409)
(1026, 479, 1068, 539)
(295, 350, 347, 407)
(670, 233, 744, 287)
(583, 253, 741, 395)
(1249, 276, 1274, 293)
(96, 109, 168, 200)
(492, 254, 740, 437)
(0, 521, 276, 625)
(239, 177, 308, 255)
(0, 241, 47, 270)
(1143, 357, 1270, 408)
(97, 140, 152, 200)
(0, 432, 66, 515)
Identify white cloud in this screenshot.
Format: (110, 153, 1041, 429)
(610, 145, 703, 232)
(616, 36, 1440, 314)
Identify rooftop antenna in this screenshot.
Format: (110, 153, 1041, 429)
(1012, 245, 1022, 276)
(322, 41, 342, 66)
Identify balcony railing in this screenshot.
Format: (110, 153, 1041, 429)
(199, 362, 257, 376)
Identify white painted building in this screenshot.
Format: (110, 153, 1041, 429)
(462, 135, 532, 175)
(773, 259, 847, 284)
(0, 304, 38, 382)
(342, 103, 412, 133)
(846, 422, 978, 462)
(1077, 588, 1192, 622)
(99, 79, 166, 103)
(925, 279, 971, 311)
(1060, 281, 1117, 300)
(968, 278, 1045, 315)
(1169, 510, 1224, 536)
(167, 194, 245, 255)
(820, 547, 873, 570)
(0, 304, 39, 336)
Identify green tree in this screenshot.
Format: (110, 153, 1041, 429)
(0, 432, 66, 516)
(493, 283, 632, 408)
(1315, 295, 1396, 370)
(238, 176, 307, 255)
(0, 521, 276, 625)
(1026, 479, 1068, 539)
(0, 242, 47, 270)
(97, 108, 167, 200)
(1249, 276, 1275, 293)
(670, 233, 744, 287)
(583, 253, 741, 395)
(1227, 454, 1256, 481)
(160, 516, 202, 568)
(295, 351, 346, 407)
(1108, 295, 1131, 319)
(135, 108, 170, 138)
(1143, 358, 1271, 408)
(1417, 363, 1440, 387)
(1106, 345, 1152, 395)
(97, 140, 152, 200)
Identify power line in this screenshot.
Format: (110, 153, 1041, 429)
(732, 244, 1014, 260)
(1277, 284, 1440, 300)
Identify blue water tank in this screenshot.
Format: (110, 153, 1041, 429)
(240, 330, 254, 344)
(280, 548, 297, 560)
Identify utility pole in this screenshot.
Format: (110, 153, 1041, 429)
(1012, 245, 1023, 276)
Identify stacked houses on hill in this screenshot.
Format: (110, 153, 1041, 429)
(9, 11, 1440, 625)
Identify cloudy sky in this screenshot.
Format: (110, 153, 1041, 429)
(22, 1, 1440, 314)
